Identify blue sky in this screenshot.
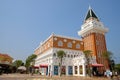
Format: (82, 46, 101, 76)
(0, 0, 120, 63)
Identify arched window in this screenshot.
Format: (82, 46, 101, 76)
(76, 43, 80, 49)
(64, 54, 66, 57)
(74, 55, 76, 58)
(53, 53, 56, 57)
(67, 42, 72, 48)
(68, 54, 70, 58)
(58, 40, 63, 47)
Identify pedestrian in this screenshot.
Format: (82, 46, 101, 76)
(115, 71, 119, 80)
(29, 66, 34, 76)
(31, 66, 34, 76)
(29, 66, 32, 74)
(105, 69, 112, 80)
(115, 71, 118, 76)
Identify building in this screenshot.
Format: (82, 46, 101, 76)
(0, 53, 13, 65)
(0, 53, 13, 74)
(34, 7, 108, 76)
(34, 34, 86, 76)
(78, 7, 109, 70)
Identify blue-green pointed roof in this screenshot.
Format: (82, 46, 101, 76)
(85, 7, 98, 21)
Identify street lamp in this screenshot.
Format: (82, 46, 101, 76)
(110, 60, 115, 71)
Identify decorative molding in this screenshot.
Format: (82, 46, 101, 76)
(78, 19, 108, 37)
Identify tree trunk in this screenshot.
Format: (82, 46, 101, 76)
(59, 58, 62, 76)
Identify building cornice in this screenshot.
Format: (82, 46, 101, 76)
(78, 20, 108, 37)
(35, 33, 82, 51)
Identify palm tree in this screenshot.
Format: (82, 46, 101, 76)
(103, 51, 113, 61)
(57, 50, 66, 76)
(25, 54, 37, 73)
(25, 54, 37, 68)
(103, 51, 114, 71)
(83, 50, 92, 76)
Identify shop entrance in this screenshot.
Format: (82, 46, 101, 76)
(40, 65, 48, 75)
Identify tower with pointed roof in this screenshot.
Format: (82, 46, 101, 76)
(78, 7, 109, 70)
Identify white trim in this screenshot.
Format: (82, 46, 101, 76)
(78, 20, 108, 37)
(35, 33, 82, 51)
(53, 34, 81, 41)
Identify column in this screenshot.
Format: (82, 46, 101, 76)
(47, 65, 50, 76)
(50, 64, 54, 76)
(83, 64, 86, 76)
(78, 65, 80, 76)
(66, 65, 68, 76)
(73, 66, 75, 76)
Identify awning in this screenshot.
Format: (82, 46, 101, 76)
(40, 64, 48, 68)
(34, 66, 39, 69)
(91, 63, 104, 67)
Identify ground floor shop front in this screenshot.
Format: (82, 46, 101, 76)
(39, 64, 86, 76)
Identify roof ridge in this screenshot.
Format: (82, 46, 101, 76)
(84, 7, 99, 21)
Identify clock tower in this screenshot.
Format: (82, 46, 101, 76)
(78, 7, 109, 69)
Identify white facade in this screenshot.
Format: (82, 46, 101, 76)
(35, 48, 86, 76)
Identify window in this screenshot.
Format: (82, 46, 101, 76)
(75, 66, 78, 74)
(98, 52, 101, 58)
(79, 65, 83, 74)
(76, 43, 80, 49)
(68, 66, 73, 75)
(74, 55, 76, 58)
(68, 55, 70, 58)
(64, 54, 66, 57)
(61, 66, 66, 75)
(67, 42, 72, 48)
(58, 40, 63, 47)
(53, 53, 56, 57)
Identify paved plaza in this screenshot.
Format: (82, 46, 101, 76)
(0, 73, 119, 80)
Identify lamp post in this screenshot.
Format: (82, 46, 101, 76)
(110, 60, 115, 71)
